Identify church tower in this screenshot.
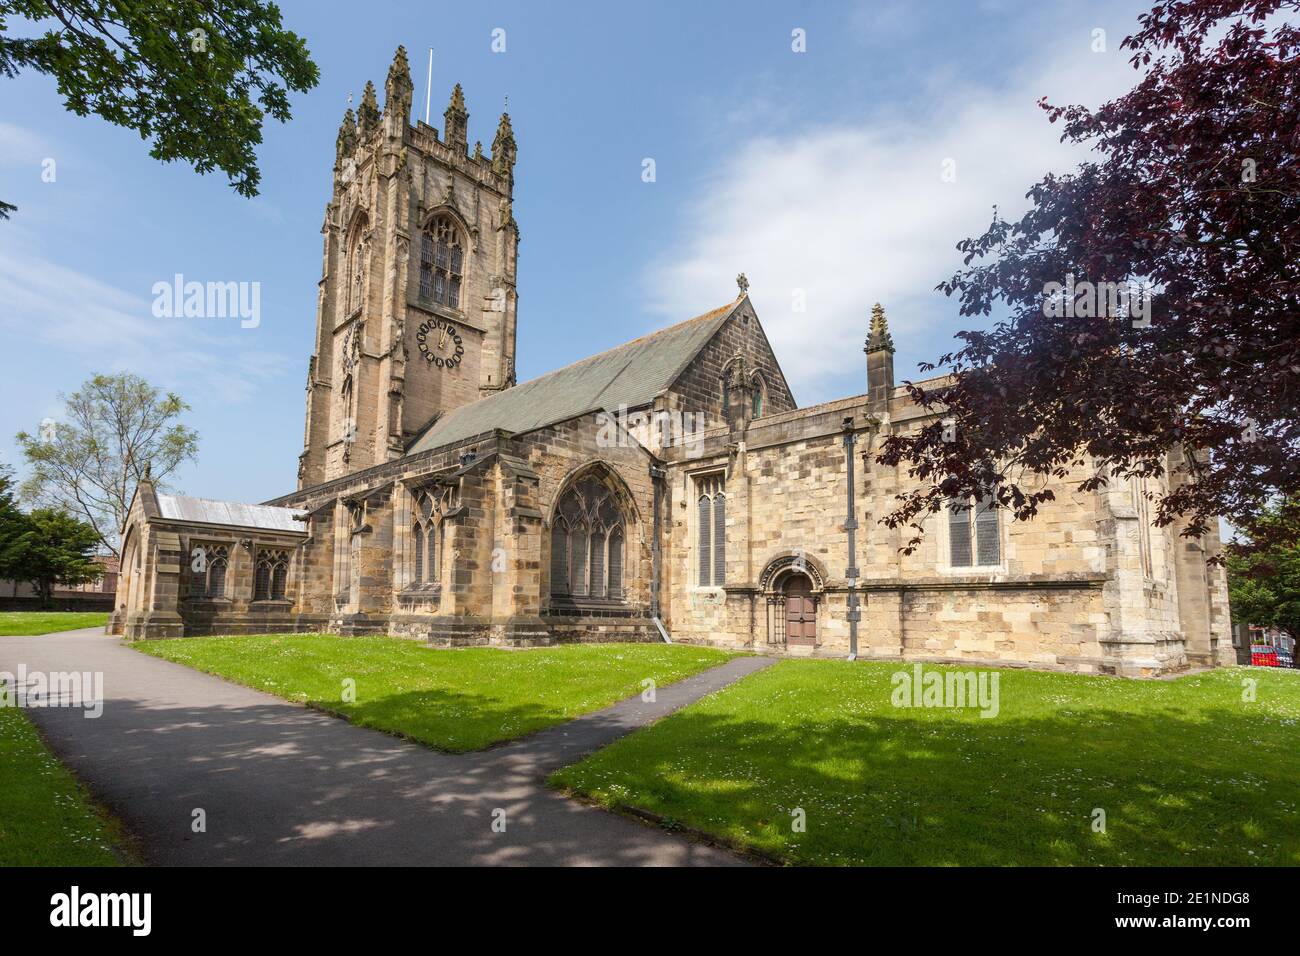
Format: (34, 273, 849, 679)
(298, 47, 520, 489)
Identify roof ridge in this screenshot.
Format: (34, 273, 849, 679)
(510, 299, 737, 389)
(408, 299, 739, 448)
(158, 491, 300, 510)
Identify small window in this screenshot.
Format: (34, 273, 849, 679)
(948, 496, 1000, 568)
(695, 474, 726, 586)
(751, 374, 766, 418)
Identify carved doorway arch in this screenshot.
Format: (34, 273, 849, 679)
(760, 552, 826, 648)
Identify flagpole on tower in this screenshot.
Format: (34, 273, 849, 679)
(424, 48, 434, 125)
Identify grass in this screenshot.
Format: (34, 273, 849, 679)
(0, 682, 123, 865)
(135, 634, 737, 752)
(0, 611, 110, 636)
(550, 660, 1300, 866)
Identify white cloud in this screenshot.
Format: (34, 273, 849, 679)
(646, 41, 1140, 404)
(0, 240, 293, 405)
(0, 121, 48, 165)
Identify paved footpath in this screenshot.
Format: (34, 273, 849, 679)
(0, 628, 772, 866)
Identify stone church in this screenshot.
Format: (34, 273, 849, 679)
(110, 47, 1237, 677)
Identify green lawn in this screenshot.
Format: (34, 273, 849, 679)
(136, 634, 737, 752)
(0, 683, 123, 865)
(551, 660, 1300, 866)
(0, 611, 110, 636)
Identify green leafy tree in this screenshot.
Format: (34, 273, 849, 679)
(10, 507, 101, 605)
(16, 372, 199, 556)
(0, 0, 319, 217)
(0, 464, 29, 581)
(1228, 499, 1300, 638)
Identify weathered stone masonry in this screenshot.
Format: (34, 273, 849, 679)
(109, 48, 1235, 678)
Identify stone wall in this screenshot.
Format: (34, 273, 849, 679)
(658, 381, 1212, 676)
(120, 292, 1232, 676)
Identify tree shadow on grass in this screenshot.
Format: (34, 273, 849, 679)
(21, 689, 743, 866)
(554, 703, 1300, 867)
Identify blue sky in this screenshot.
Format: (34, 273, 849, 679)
(0, 0, 1149, 503)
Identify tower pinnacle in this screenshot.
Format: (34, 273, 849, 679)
(865, 302, 895, 409)
(491, 110, 516, 184)
(444, 83, 468, 152)
(384, 45, 413, 123)
(335, 108, 357, 166)
(358, 80, 381, 136)
(866, 302, 895, 353)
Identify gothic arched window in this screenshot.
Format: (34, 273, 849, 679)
(419, 216, 464, 309)
(550, 475, 628, 602)
(409, 487, 445, 588)
(191, 544, 229, 598)
(255, 548, 290, 601)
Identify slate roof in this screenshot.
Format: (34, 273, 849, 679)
(407, 299, 740, 454)
(155, 493, 307, 534)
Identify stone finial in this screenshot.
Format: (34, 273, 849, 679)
(384, 45, 413, 121)
(491, 110, 517, 184)
(444, 83, 469, 152)
(358, 81, 381, 135)
(736, 272, 749, 297)
(335, 108, 357, 164)
(866, 302, 895, 353)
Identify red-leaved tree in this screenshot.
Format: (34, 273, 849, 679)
(878, 0, 1300, 554)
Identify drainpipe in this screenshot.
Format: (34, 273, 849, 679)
(649, 464, 671, 642)
(842, 416, 860, 661)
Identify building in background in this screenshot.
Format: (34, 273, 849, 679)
(1, 553, 118, 610)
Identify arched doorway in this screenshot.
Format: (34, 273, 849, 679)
(783, 573, 817, 646)
(759, 553, 827, 649)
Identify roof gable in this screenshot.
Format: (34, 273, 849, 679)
(407, 299, 742, 454)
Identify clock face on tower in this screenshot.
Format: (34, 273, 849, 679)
(416, 318, 465, 369)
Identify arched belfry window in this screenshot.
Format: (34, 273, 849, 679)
(409, 486, 446, 589)
(419, 215, 464, 309)
(550, 474, 628, 602)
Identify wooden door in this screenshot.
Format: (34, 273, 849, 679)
(784, 576, 816, 645)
